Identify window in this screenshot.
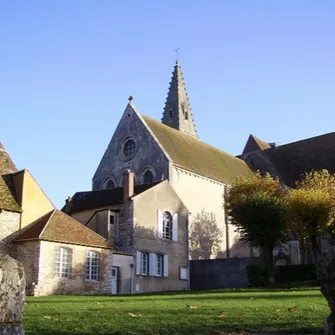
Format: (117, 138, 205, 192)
(106, 179, 115, 189)
(85, 251, 101, 281)
(55, 247, 72, 279)
(162, 211, 172, 240)
(143, 170, 154, 184)
(140, 252, 149, 275)
(109, 212, 115, 225)
(169, 109, 173, 119)
(136, 252, 168, 277)
(180, 266, 188, 280)
(123, 139, 136, 157)
(156, 254, 164, 276)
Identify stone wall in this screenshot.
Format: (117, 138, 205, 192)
(0, 210, 20, 255)
(15, 241, 40, 295)
(190, 258, 250, 290)
(25, 241, 113, 296)
(170, 166, 249, 259)
(133, 181, 189, 293)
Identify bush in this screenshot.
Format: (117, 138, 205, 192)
(275, 264, 317, 282)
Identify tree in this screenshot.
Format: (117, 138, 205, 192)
(190, 209, 222, 259)
(286, 170, 335, 333)
(225, 172, 289, 285)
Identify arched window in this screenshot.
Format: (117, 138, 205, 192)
(162, 211, 172, 240)
(55, 247, 72, 279)
(85, 251, 101, 281)
(143, 170, 154, 184)
(123, 139, 136, 157)
(105, 179, 115, 189)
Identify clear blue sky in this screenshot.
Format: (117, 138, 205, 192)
(1, 1, 334, 209)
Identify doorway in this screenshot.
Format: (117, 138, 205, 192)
(112, 266, 118, 294)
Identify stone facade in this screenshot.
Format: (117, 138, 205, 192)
(92, 104, 169, 190)
(0, 210, 20, 255)
(133, 180, 189, 293)
(92, 102, 250, 260)
(16, 240, 113, 296)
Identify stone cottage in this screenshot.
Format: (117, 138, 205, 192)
(0, 142, 121, 296)
(64, 170, 189, 294)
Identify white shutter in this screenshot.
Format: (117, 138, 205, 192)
(136, 251, 141, 275)
(163, 255, 169, 277)
(149, 253, 156, 276)
(157, 209, 163, 239)
(172, 213, 178, 242)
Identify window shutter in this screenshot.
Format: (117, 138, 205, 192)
(163, 255, 169, 277)
(149, 253, 156, 276)
(136, 251, 141, 275)
(172, 213, 178, 242)
(157, 209, 163, 239)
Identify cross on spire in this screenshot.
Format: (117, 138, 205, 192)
(174, 45, 180, 62)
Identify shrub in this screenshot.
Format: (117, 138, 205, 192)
(275, 264, 317, 282)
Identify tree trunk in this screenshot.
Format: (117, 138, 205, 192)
(261, 247, 275, 287)
(300, 238, 307, 264)
(310, 234, 335, 335)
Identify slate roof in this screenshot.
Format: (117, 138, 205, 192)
(0, 142, 21, 212)
(141, 114, 253, 183)
(14, 209, 113, 249)
(262, 132, 335, 187)
(242, 134, 271, 154)
(63, 182, 162, 215)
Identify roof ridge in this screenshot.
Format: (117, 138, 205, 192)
(39, 209, 56, 238)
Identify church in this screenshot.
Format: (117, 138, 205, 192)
(89, 60, 254, 259)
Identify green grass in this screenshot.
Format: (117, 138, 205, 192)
(24, 289, 329, 335)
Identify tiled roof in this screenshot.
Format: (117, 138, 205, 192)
(141, 114, 253, 183)
(0, 142, 17, 174)
(63, 182, 161, 215)
(263, 132, 335, 187)
(0, 142, 21, 212)
(14, 209, 113, 249)
(242, 134, 271, 154)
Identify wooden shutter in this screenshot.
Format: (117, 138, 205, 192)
(172, 213, 178, 242)
(149, 253, 156, 276)
(163, 255, 169, 277)
(157, 209, 163, 239)
(136, 251, 141, 275)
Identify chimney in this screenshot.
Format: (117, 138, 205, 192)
(63, 196, 73, 214)
(123, 170, 134, 203)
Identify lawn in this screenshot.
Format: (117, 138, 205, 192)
(23, 288, 329, 335)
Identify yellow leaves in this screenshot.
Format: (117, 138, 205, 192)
(186, 304, 198, 309)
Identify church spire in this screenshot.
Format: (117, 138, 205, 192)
(161, 61, 198, 138)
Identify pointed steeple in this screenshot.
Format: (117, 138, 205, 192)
(162, 61, 198, 138)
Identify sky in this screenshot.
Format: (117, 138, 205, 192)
(1, 1, 334, 209)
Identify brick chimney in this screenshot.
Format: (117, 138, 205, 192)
(123, 170, 134, 203)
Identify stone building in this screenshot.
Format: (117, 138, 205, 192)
(92, 61, 254, 259)
(0, 142, 119, 296)
(240, 132, 335, 263)
(64, 170, 189, 294)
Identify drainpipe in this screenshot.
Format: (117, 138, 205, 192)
(130, 263, 134, 294)
(224, 185, 230, 258)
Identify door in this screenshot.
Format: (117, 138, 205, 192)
(112, 266, 118, 294)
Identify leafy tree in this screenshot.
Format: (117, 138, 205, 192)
(286, 170, 335, 332)
(225, 172, 289, 285)
(190, 209, 222, 259)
